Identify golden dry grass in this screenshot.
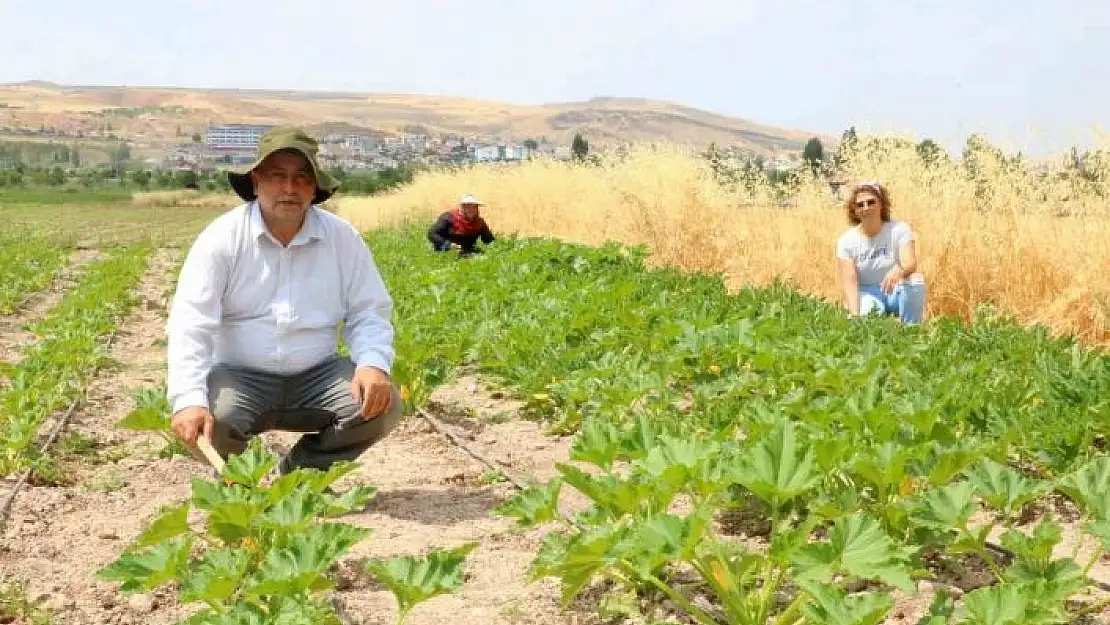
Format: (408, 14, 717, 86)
(131, 189, 240, 209)
(335, 141, 1110, 344)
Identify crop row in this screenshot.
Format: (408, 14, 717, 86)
(0, 235, 70, 315)
(0, 244, 150, 477)
(366, 229, 1110, 623)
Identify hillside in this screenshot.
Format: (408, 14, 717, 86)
(0, 82, 822, 156)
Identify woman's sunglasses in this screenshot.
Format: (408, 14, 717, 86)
(854, 198, 878, 209)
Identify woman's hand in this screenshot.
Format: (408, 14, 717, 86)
(881, 266, 904, 295)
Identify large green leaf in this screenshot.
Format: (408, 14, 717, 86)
(132, 502, 191, 549)
(735, 419, 819, 511)
(557, 463, 667, 517)
(492, 479, 563, 527)
(95, 535, 193, 592)
(179, 547, 252, 605)
(908, 480, 977, 532)
(966, 458, 1049, 517)
(245, 523, 370, 598)
(365, 542, 477, 621)
(801, 582, 892, 625)
(1056, 455, 1110, 520)
(792, 514, 916, 592)
(960, 585, 1029, 625)
(222, 438, 277, 488)
(570, 418, 624, 470)
(115, 405, 170, 432)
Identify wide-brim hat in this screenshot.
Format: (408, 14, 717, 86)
(226, 126, 340, 205)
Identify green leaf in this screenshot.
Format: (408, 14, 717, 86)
(115, 405, 169, 432)
(850, 442, 911, 497)
(287, 461, 360, 497)
(570, 418, 623, 470)
(966, 459, 1049, 517)
(914, 590, 955, 625)
(999, 516, 1062, 564)
(492, 479, 562, 527)
(132, 502, 191, 549)
(597, 588, 641, 621)
(222, 438, 277, 488)
(319, 484, 377, 517)
(245, 522, 370, 598)
(557, 463, 663, 518)
(365, 542, 477, 621)
(1002, 559, 1085, 605)
(533, 523, 625, 605)
(1085, 519, 1110, 550)
(801, 582, 892, 625)
(258, 490, 316, 533)
(960, 585, 1028, 625)
(619, 413, 670, 459)
(179, 548, 252, 605)
(922, 441, 981, 486)
(792, 514, 916, 592)
(1056, 455, 1110, 520)
(736, 419, 819, 511)
(614, 512, 708, 577)
(692, 538, 763, 620)
(95, 535, 192, 592)
(208, 500, 264, 544)
(180, 598, 342, 625)
(908, 481, 978, 532)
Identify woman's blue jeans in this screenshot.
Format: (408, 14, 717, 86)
(859, 281, 926, 324)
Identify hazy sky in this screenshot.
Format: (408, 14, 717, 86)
(2, 0, 1107, 155)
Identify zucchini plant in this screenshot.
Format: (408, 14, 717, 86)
(96, 438, 473, 624)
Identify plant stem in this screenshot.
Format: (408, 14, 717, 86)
(1083, 546, 1104, 577)
(639, 570, 720, 625)
(757, 562, 781, 624)
(978, 545, 1006, 582)
(770, 592, 808, 625)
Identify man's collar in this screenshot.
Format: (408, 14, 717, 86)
(248, 201, 324, 246)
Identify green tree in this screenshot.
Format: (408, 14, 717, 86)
(916, 138, 945, 167)
(834, 126, 859, 169)
(802, 138, 824, 174)
(130, 169, 152, 189)
(571, 133, 589, 161)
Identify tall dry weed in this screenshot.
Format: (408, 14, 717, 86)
(336, 140, 1110, 343)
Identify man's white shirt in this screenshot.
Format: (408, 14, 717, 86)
(166, 202, 394, 415)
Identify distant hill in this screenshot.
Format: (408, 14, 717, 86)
(0, 81, 825, 156)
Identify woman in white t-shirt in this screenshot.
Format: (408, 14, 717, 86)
(835, 181, 926, 323)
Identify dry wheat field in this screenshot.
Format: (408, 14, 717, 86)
(337, 138, 1110, 344)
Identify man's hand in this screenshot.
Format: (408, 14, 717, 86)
(170, 406, 214, 448)
(351, 366, 392, 419)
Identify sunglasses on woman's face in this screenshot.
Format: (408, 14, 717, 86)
(855, 198, 878, 209)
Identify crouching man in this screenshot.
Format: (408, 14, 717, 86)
(166, 126, 403, 473)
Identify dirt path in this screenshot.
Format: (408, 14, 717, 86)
(0, 248, 103, 369)
(0, 247, 197, 623)
(308, 374, 592, 625)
